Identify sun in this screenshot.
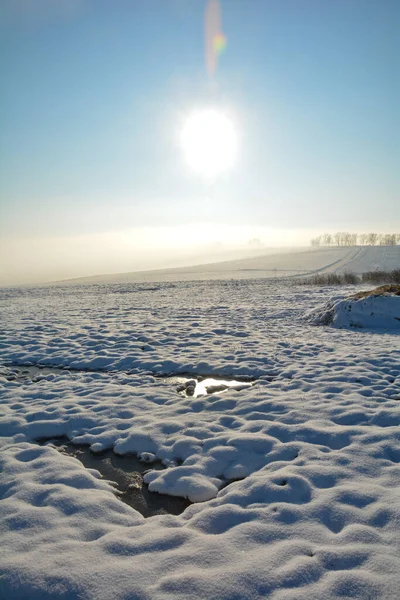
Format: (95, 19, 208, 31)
(180, 108, 238, 178)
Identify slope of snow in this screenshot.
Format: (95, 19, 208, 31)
(56, 247, 351, 284)
(1, 280, 399, 599)
(54, 245, 399, 285)
(319, 246, 400, 275)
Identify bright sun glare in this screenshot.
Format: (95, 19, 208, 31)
(180, 108, 238, 178)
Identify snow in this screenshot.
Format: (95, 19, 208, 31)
(1, 279, 400, 599)
(329, 246, 400, 275)
(306, 293, 400, 329)
(56, 245, 400, 284)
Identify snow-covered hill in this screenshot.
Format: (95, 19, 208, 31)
(320, 246, 400, 275)
(59, 246, 400, 285)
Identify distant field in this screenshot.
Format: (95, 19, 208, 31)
(321, 245, 400, 274)
(60, 246, 400, 285)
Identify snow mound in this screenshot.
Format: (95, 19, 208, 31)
(306, 289, 400, 330)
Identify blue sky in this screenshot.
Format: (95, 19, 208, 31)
(0, 0, 399, 282)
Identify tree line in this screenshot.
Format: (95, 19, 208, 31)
(310, 232, 400, 247)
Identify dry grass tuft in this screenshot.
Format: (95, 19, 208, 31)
(350, 284, 400, 300)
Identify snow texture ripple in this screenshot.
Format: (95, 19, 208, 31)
(1, 280, 399, 600)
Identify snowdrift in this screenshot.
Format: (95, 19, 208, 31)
(306, 286, 400, 329)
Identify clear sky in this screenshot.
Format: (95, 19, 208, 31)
(1, 0, 399, 284)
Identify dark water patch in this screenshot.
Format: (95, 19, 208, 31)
(3, 364, 264, 397)
(36, 436, 191, 517)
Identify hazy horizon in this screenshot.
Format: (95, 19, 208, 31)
(1, 224, 317, 286)
(4, 223, 400, 287)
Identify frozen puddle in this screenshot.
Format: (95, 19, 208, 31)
(3, 364, 258, 398)
(37, 437, 190, 517)
(167, 375, 256, 397)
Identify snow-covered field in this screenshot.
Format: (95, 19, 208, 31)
(62, 245, 400, 284)
(320, 246, 400, 276)
(1, 279, 399, 600)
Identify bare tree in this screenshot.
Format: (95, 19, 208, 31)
(359, 233, 367, 245)
(248, 238, 262, 248)
(311, 235, 324, 247)
(367, 233, 378, 246)
(322, 233, 332, 246)
(343, 232, 352, 246)
(350, 233, 358, 246)
(312, 231, 398, 247)
(384, 234, 396, 245)
(333, 232, 342, 246)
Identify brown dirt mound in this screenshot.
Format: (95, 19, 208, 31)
(350, 284, 400, 300)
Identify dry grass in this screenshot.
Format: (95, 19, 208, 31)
(350, 284, 400, 300)
(296, 269, 400, 286)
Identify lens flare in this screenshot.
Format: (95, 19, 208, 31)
(213, 32, 227, 54)
(205, 0, 226, 77)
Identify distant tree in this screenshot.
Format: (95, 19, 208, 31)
(359, 233, 367, 245)
(311, 236, 322, 247)
(350, 233, 358, 246)
(380, 234, 396, 245)
(333, 232, 342, 246)
(377, 234, 395, 246)
(339, 232, 350, 246)
(322, 233, 332, 246)
(312, 231, 398, 247)
(248, 238, 262, 248)
(343, 232, 352, 246)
